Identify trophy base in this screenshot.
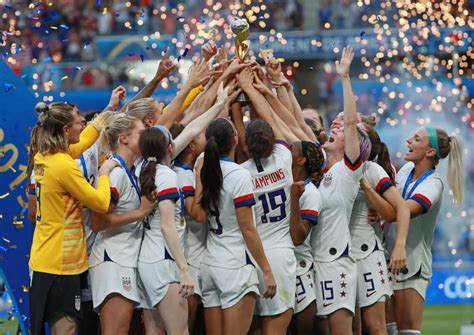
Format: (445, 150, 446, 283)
(235, 91, 249, 106)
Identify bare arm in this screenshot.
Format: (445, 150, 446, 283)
(289, 182, 312, 246)
(159, 199, 194, 297)
(266, 59, 293, 112)
(336, 46, 360, 162)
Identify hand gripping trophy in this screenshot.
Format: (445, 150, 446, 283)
(231, 18, 250, 105)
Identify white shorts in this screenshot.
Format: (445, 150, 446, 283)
(314, 257, 357, 316)
(294, 266, 317, 314)
(138, 260, 180, 309)
(200, 263, 259, 309)
(356, 250, 392, 308)
(189, 264, 202, 298)
(394, 276, 429, 300)
(89, 261, 140, 311)
(255, 248, 296, 316)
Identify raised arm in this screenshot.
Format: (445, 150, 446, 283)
(120, 48, 177, 113)
(336, 46, 360, 162)
(266, 59, 293, 112)
(158, 59, 212, 129)
(172, 83, 228, 158)
(236, 68, 284, 141)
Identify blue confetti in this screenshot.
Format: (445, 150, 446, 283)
(200, 16, 205, 23)
(76, 66, 83, 71)
(42, 56, 51, 62)
(3, 52, 9, 58)
(0, 245, 8, 251)
(96, 0, 101, 7)
(140, 54, 144, 62)
(139, 9, 145, 19)
(126, 52, 136, 57)
(84, 43, 90, 49)
(60, 24, 69, 30)
(115, 11, 120, 17)
(62, 39, 70, 43)
(182, 48, 189, 58)
(4, 5, 13, 11)
(360, 31, 366, 38)
(176, 16, 185, 21)
(21, 74, 27, 79)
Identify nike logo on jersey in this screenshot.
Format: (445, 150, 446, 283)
(296, 296, 306, 304)
(366, 291, 376, 298)
(322, 302, 333, 307)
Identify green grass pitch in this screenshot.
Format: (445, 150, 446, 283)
(423, 305, 474, 335)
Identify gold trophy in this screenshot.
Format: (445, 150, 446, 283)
(231, 18, 250, 105)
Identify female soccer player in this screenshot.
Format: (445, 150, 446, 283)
(309, 46, 369, 335)
(29, 102, 116, 335)
(371, 126, 463, 335)
(137, 126, 194, 335)
(88, 113, 150, 335)
(192, 118, 277, 335)
(349, 123, 410, 335)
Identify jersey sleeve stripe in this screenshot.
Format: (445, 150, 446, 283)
(110, 187, 120, 203)
(181, 186, 195, 198)
(411, 193, 432, 212)
(275, 140, 290, 149)
(29, 184, 36, 195)
(301, 209, 319, 225)
(234, 193, 256, 208)
(343, 154, 363, 171)
(375, 177, 393, 195)
(157, 187, 180, 202)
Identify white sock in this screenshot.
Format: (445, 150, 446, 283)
(398, 330, 421, 335)
(386, 322, 398, 335)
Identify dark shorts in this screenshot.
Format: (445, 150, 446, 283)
(29, 271, 83, 335)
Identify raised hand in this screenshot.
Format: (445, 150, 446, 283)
(216, 81, 230, 104)
(253, 73, 272, 95)
(107, 85, 126, 110)
(266, 59, 282, 82)
(155, 47, 177, 79)
(186, 59, 212, 88)
(216, 47, 229, 72)
(201, 41, 218, 61)
(225, 59, 251, 76)
(236, 67, 254, 92)
(335, 46, 354, 77)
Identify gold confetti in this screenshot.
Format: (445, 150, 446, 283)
(22, 285, 29, 293)
(0, 192, 10, 199)
(61, 75, 68, 80)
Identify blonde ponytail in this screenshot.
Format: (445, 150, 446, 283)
(447, 134, 464, 205)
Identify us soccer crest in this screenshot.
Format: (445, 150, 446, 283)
(323, 172, 333, 188)
(75, 295, 81, 311)
(122, 276, 132, 292)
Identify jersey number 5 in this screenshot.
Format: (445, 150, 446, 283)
(258, 188, 287, 224)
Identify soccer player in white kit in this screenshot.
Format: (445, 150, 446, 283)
(349, 123, 411, 335)
(287, 140, 325, 335)
(310, 46, 369, 335)
(89, 114, 149, 335)
(236, 68, 296, 334)
(192, 118, 277, 335)
(369, 126, 464, 335)
(137, 126, 194, 335)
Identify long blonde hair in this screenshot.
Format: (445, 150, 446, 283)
(433, 129, 464, 205)
(125, 98, 156, 122)
(99, 113, 140, 154)
(35, 102, 76, 154)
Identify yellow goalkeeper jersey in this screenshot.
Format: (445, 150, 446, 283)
(29, 151, 111, 275)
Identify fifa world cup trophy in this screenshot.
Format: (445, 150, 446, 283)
(231, 18, 250, 105)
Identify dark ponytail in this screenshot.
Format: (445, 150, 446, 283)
(364, 124, 395, 182)
(200, 118, 235, 212)
(301, 141, 325, 185)
(139, 127, 167, 201)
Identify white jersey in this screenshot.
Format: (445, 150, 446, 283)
(310, 156, 363, 262)
(139, 164, 184, 263)
(241, 141, 293, 250)
(89, 159, 142, 268)
(385, 162, 443, 281)
(350, 161, 393, 260)
(173, 161, 207, 268)
(201, 158, 257, 269)
(294, 179, 322, 275)
(76, 143, 100, 255)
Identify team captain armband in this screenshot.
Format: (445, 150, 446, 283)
(181, 185, 195, 198)
(157, 187, 180, 202)
(375, 177, 393, 195)
(110, 187, 120, 204)
(301, 209, 319, 225)
(233, 194, 256, 209)
(411, 193, 432, 213)
(344, 154, 363, 171)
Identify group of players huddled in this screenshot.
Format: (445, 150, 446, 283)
(26, 44, 464, 335)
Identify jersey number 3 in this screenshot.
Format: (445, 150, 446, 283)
(258, 188, 287, 224)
